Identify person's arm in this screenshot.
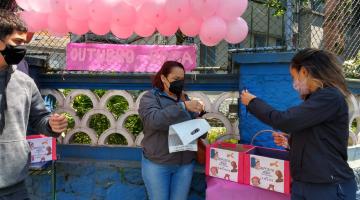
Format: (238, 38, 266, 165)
(247, 90, 341, 133)
(28, 81, 59, 137)
(138, 91, 192, 132)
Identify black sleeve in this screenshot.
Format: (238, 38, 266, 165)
(247, 89, 341, 133)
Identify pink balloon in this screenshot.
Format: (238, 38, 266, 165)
(199, 16, 227, 46)
(157, 19, 178, 36)
(111, 23, 133, 39)
(20, 11, 48, 32)
(16, 0, 32, 11)
(65, 0, 91, 20)
(48, 12, 68, 36)
(103, 0, 122, 6)
(217, 0, 248, 21)
(134, 17, 155, 37)
(190, 0, 219, 19)
(225, 17, 248, 44)
(67, 18, 89, 35)
(112, 1, 136, 26)
(124, 0, 148, 9)
(49, 0, 66, 14)
(89, 0, 112, 22)
(138, 0, 166, 26)
(89, 20, 110, 35)
(165, 0, 190, 22)
(30, 0, 52, 13)
(180, 16, 202, 37)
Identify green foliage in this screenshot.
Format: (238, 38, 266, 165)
(72, 95, 93, 118)
(107, 96, 129, 118)
(63, 113, 75, 129)
(124, 115, 143, 137)
(72, 132, 92, 144)
(264, 0, 325, 16)
(207, 127, 238, 144)
(61, 89, 71, 97)
(62, 89, 143, 145)
(265, 0, 287, 16)
(108, 134, 128, 145)
(89, 114, 110, 136)
(344, 52, 360, 79)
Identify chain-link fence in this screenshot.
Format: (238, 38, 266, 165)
(1, 0, 360, 73)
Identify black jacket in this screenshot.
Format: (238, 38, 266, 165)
(247, 87, 354, 183)
(138, 88, 196, 165)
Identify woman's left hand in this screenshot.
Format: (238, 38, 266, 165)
(180, 92, 187, 101)
(240, 90, 256, 106)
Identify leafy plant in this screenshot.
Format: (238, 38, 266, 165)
(344, 52, 360, 79)
(207, 127, 238, 144)
(62, 89, 143, 145)
(262, 0, 325, 16)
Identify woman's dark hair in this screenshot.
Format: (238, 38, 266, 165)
(152, 61, 185, 91)
(291, 48, 350, 96)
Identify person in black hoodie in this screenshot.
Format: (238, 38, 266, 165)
(241, 48, 356, 200)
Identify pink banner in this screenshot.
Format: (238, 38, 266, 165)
(66, 43, 197, 72)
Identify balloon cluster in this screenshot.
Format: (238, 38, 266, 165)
(17, 0, 248, 46)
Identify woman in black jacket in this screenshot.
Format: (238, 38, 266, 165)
(139, 61, 204, 200)
(241, 48, 356, 200)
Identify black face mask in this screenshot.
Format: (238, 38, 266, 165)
(0, 44, 27, 65)
(168, 79, 185, 97)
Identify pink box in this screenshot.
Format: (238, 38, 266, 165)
(244, 146, 291, 195)
(26, 135, 56, 163)
(205, 143, 253, 183)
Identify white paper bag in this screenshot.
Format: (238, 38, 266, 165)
(168, 119, 211, 153)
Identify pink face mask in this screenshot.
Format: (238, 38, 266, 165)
(293, 78, 310, 95)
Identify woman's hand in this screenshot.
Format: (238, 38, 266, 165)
(184, 100, 204, 113)
(180, 92, 187, 102)
(272, 132, 289, 149)
(240, 90, 256, 106)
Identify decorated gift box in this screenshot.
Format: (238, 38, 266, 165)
(205, 143, 253, 183)
(26, 135, 56, 164)
(244, 146, 291, 195)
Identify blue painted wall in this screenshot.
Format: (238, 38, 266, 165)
(27, 145, 205, 200)
(28, 161, 205, 200)
(234, 52, 301, 148)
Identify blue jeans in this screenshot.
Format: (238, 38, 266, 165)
(142, 155, 195, 200)
(291, 178, 357, 200)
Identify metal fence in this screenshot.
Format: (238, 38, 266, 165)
(2, 0, 360, 73)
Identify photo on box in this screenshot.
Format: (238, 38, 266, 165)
(206, 143, 253, 183)
(245, 147, 290, 194)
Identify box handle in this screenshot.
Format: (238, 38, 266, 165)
(250, 130, 275, 145)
